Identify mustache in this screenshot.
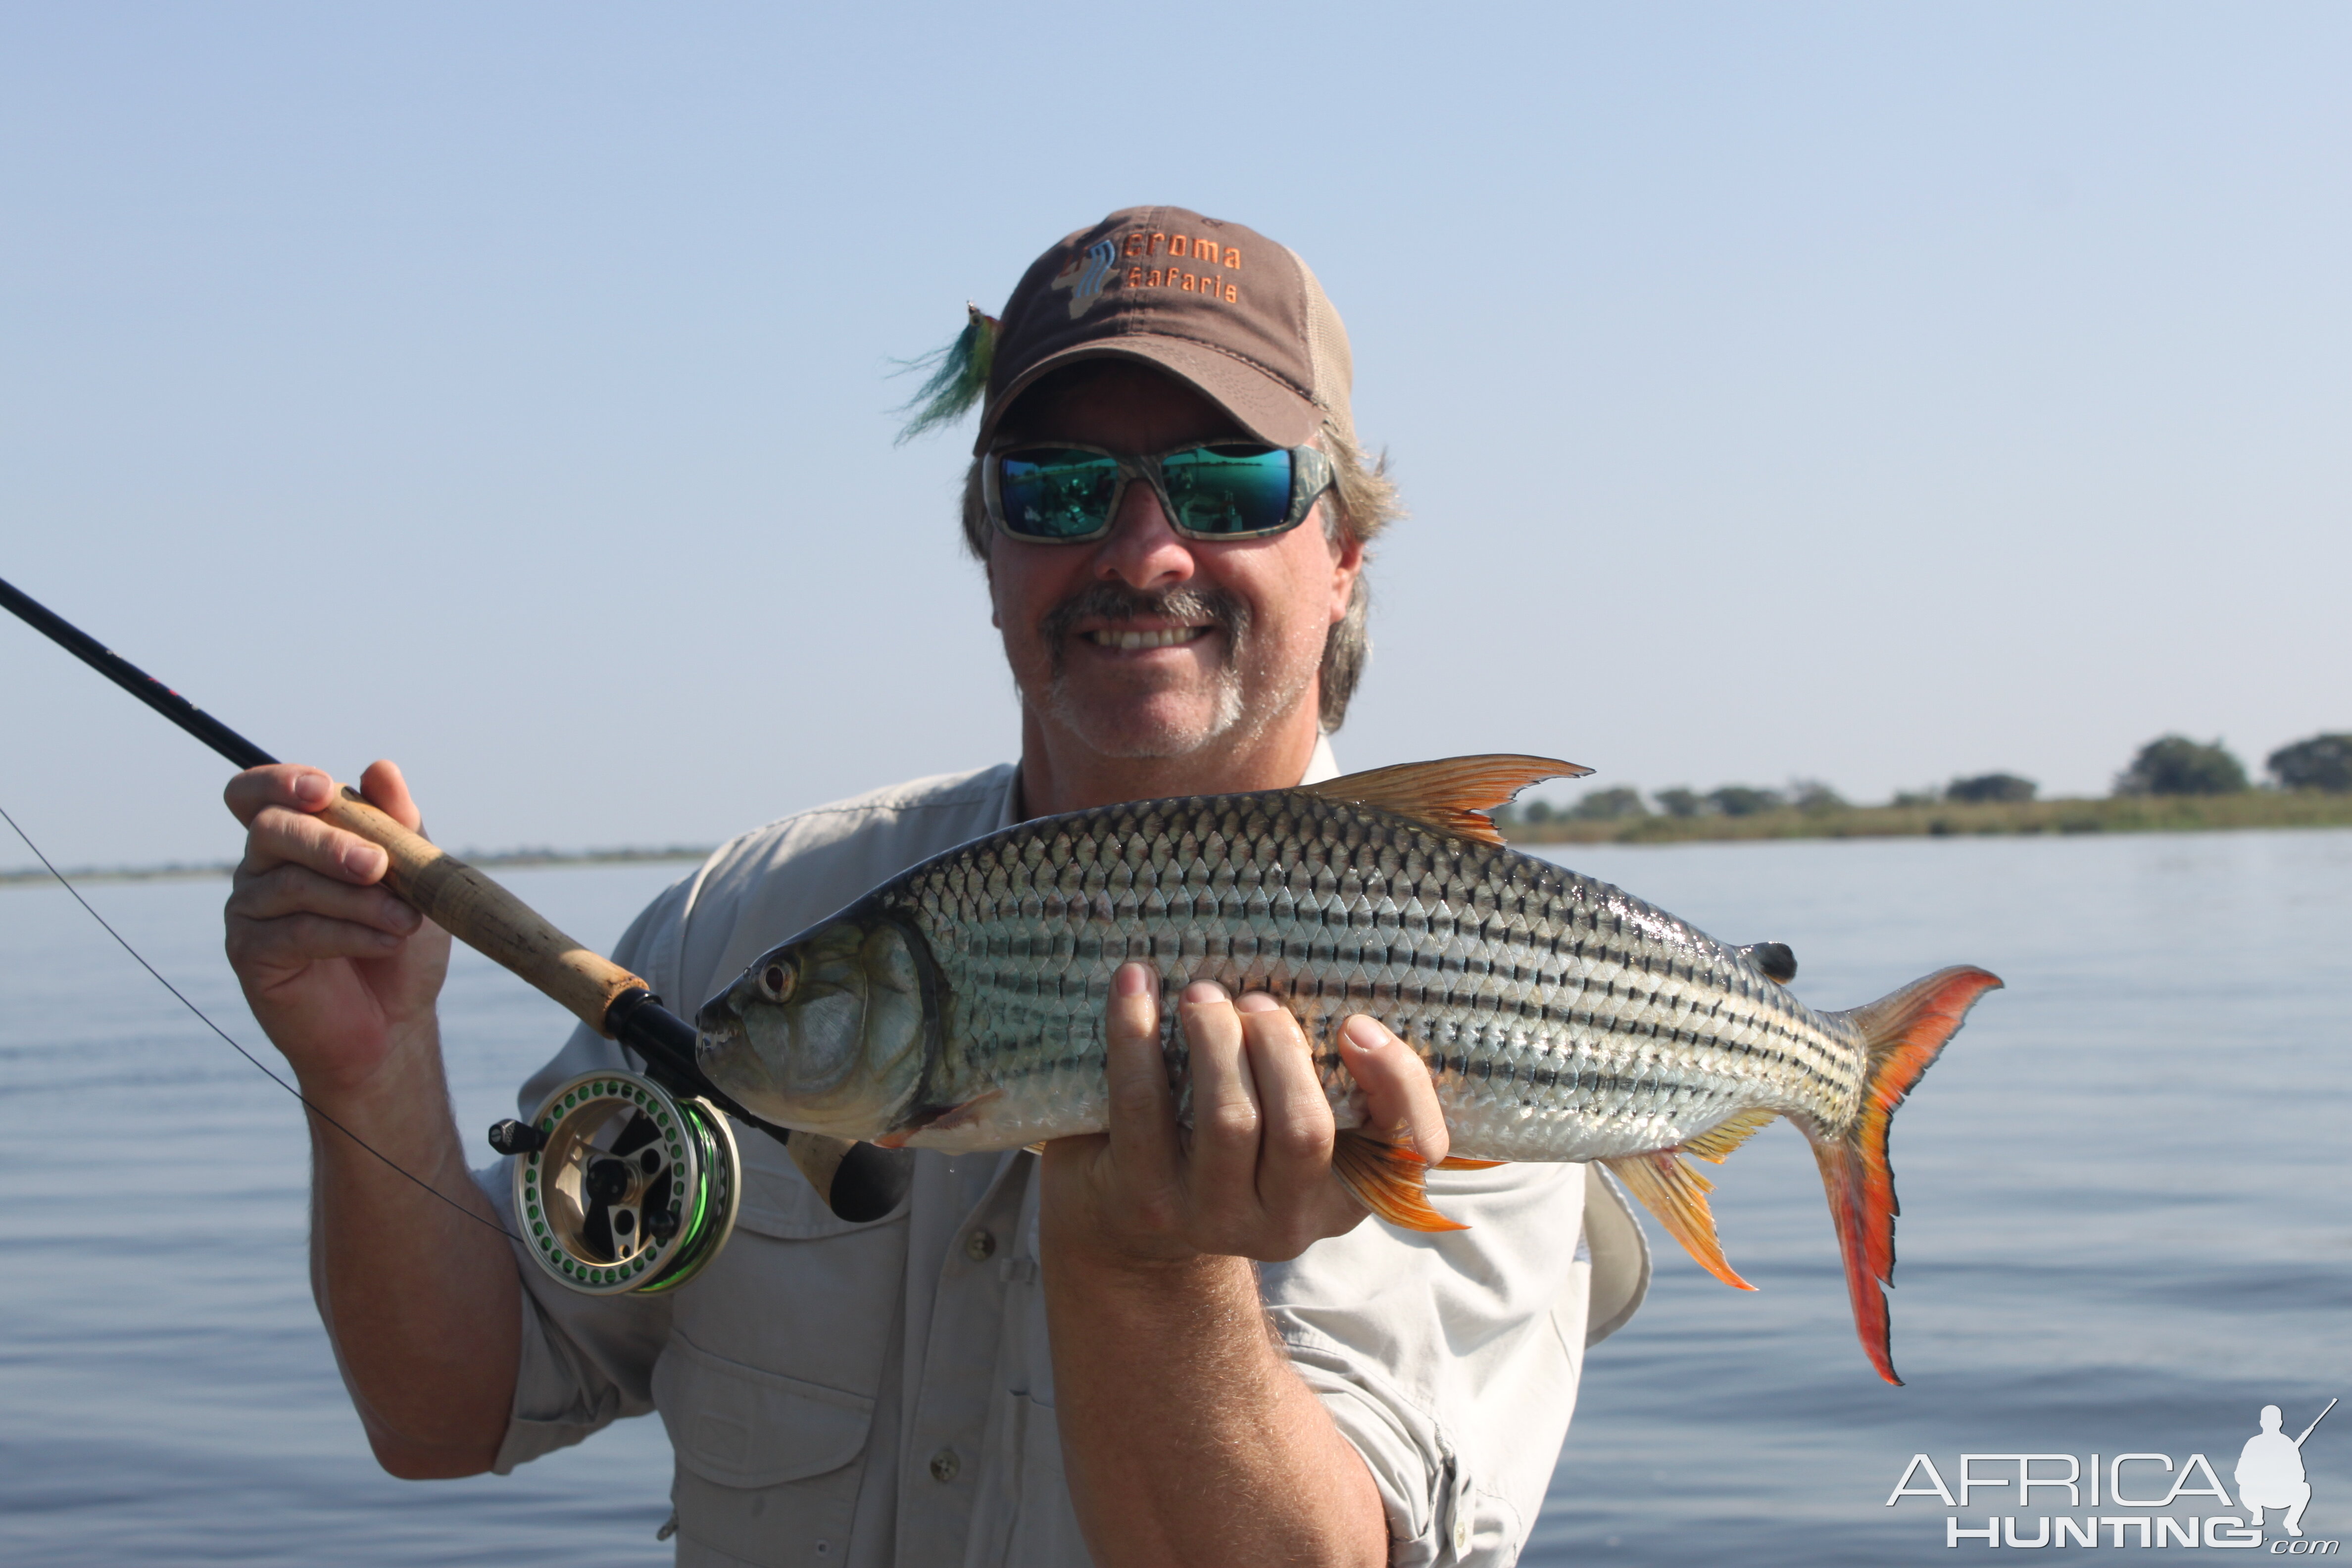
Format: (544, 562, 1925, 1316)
(1038, 582, 1250, 670)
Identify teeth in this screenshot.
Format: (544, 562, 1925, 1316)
(1086, 627, 1208, 650)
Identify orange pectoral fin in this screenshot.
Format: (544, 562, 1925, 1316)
(1332, 1129, 1470, 1232)
(1434, 1155, 1507, 1171)
(1600, 1150, 1756, 1291)
(875, 1089, 1005, 1149)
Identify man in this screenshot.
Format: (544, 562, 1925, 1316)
(221, 206, 1648, 1567)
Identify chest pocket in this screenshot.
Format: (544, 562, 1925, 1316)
(655, 1329, 875, 1490)
(664, 1136, 909, 1393)
(655, 1149, 908, 1567)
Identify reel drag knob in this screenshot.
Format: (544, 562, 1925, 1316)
(505, 1071, 741, 1296)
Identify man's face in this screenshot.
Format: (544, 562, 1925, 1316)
(986, 364, 1363, 762)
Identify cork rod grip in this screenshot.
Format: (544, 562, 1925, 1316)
(320, 786, 647, 1035)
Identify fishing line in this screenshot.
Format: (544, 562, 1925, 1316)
(0, 798, 522, 1244)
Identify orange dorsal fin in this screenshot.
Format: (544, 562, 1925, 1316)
(1799, 964, 2003, 1385)
(1600, 1150, 1757, 1291)
(1299, 755, 1592, 846)
(1332, 1129, 1469, 1232)
(1677, 1107, 1777, 1165)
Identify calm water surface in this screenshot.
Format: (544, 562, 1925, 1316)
(1, 832, 2345, 1564)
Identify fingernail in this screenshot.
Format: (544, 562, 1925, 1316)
(343, 843, 385, 878)
(292, 773, 329, 806)
(1182, 980, 1227, 1005)
(1342, 1016, 1388, 1051)
(388, 902, 421, 931)
(1113, 963, 1153, 998)
(374, 930, 401, 949)
(1234, 992, 1281, 1015)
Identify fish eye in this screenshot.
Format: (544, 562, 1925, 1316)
(758, 961, 795, 1002)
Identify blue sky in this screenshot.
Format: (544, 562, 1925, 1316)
(4, 3, 2347, 868)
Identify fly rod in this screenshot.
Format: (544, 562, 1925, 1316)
(1, 573, 907, 1223)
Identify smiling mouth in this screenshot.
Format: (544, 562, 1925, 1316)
(1084, 626, 1212, 650)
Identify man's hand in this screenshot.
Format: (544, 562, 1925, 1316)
(223, 760, 450, 1094)
(223, 759, 514, 1478)
(1043, 962, 1448, 1267)
(1038, 964, 1446, 1567)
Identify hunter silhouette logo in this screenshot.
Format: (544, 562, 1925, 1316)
(1885, 1397, 2337, 1550)
(2241, 1399, 2333, 1540)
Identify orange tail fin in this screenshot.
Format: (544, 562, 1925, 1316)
(1803, 965, 2002, 1385)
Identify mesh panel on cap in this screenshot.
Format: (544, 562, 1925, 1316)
(1285, 247, 1356, 448)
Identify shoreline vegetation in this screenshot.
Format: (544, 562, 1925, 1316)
(1498, 731, 2352, 847)
(1498, 788, 2352, 847)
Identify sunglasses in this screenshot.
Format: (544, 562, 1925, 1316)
(984, 441, 1335, 543)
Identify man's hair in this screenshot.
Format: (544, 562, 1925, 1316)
(961, 387, 1402, 733)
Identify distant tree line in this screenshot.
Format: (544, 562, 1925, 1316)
(1489, 729, 2351, 825)
(2112, 731, 2352, 795)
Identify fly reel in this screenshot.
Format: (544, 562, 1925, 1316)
(509, 1071, 741, 1296)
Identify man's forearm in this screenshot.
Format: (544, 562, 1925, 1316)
(306, 1019, 521, 1478)
(1047, 1248, 1387, 1568)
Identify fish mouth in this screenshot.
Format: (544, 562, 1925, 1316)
(691, 996, 751, 1091)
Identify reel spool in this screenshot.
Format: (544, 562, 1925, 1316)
(512, 1071, 741, 1296)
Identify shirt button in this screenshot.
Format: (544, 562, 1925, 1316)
(1452, 1511, 1472, 1553)
(929, 1447, 961, 1483)
(964, 1228, 996, 1262)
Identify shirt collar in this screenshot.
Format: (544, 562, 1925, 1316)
(998, 734, 1343, 830)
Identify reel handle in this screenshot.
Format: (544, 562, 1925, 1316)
(321, 785, 645, 1034)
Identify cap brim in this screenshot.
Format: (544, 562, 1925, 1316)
(973, 336, 1323, 454)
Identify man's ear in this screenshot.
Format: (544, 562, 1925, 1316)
(1327, 526, 1366, 626)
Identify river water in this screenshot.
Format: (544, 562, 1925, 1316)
(0, 831, 2344, 1564)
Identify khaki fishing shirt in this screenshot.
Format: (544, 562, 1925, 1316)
(480, 742, 1650, 1568)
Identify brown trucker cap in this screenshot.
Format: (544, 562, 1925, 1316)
(974, 205, 1356, 455)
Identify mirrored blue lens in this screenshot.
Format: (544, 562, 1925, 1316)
(1159, 445, 1295, 536)
(995, 449, 1123, 539)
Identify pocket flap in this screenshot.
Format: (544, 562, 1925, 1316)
(728, 1134, 909, 1241)
(654, 1331, 875, 1489)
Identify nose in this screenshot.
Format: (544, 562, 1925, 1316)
(1094, 474, 1196, 591)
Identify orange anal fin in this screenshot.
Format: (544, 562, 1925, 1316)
(1434, 1155, 1507, 1170)
(1601, 1151, 1756, 1291)
(1333, 1129, 1469, 1232)
(1676, 1107, 1777, 1165)
(1809, 963, 2005, 1385)
(1298, 754, 1592, 846)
